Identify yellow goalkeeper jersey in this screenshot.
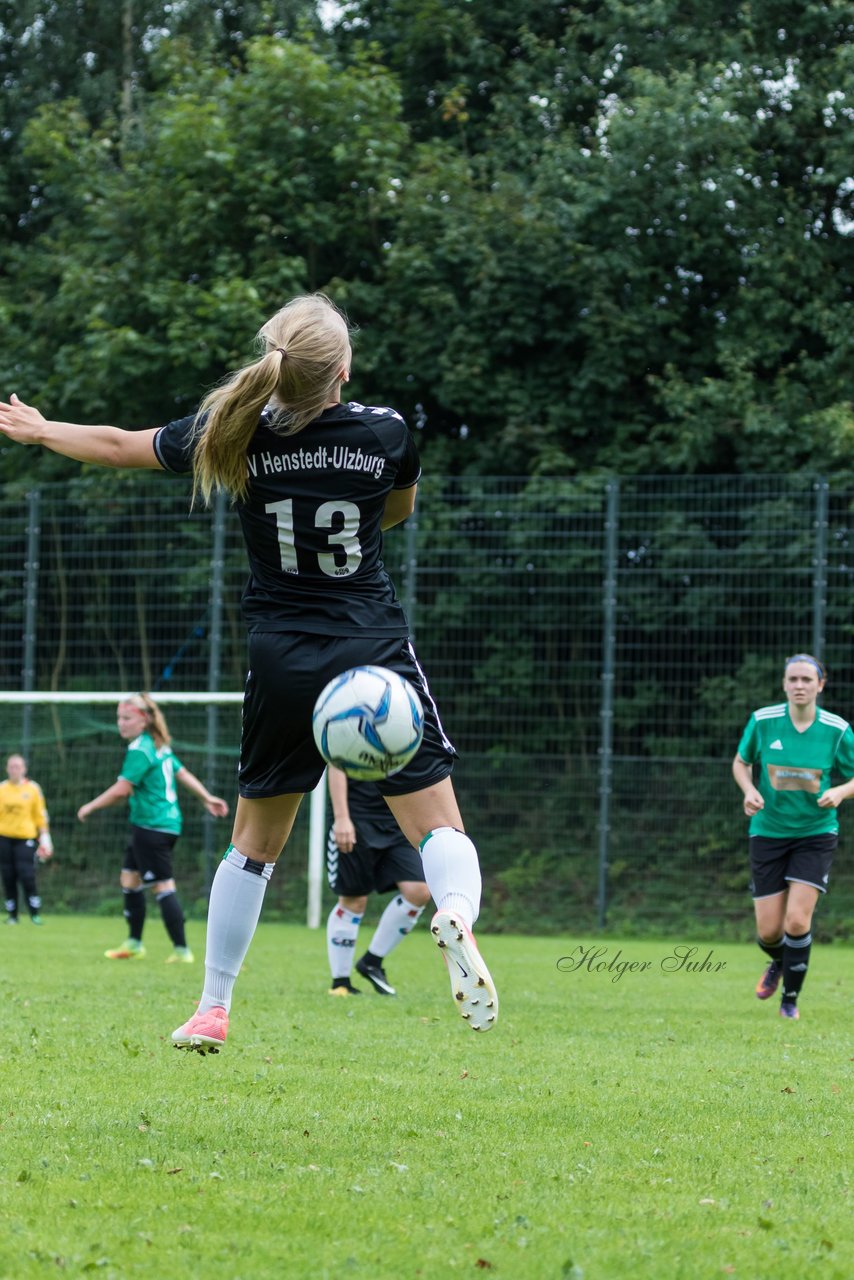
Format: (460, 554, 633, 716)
(0, 779, 49, 840)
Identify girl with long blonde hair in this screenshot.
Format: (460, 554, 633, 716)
(0, 293, 498, 1052)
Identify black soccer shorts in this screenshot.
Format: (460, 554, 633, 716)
(326, 820, 425, 897)
(122, 825, 179, 883)
(748, 832, 836, 898)
(238, 631, 456, 799)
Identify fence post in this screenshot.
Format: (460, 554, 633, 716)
(203, 491, 227, 892)
(21, 489, 41, 757)
(597, 480, 619, 930)
(812, 478, 829, 662)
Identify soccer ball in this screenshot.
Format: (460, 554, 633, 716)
(312, 665, 425, 781)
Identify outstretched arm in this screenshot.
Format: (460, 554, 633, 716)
(176, 766, 229, 818)
(78, 777, 134, 822)
(0, 395, 162, 469)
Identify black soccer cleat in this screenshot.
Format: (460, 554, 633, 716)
(355, 955, 397, 996)
(328, 978, 362, 997)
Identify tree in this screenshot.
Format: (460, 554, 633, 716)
(333, 0, 854, 473)
(0, 33, 406, 483)
(0, 4, 317, 236)
(1, 2, 852, 479)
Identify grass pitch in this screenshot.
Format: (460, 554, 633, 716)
(1, 918, 851, 1279)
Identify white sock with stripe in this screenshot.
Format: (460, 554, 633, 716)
(419, 827, 482, 928)
(198, 846, 274, 1014)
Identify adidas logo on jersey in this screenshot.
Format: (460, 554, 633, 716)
(770, 739, 783, 749)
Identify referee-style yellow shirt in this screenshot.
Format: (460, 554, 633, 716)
(0, 779, 49, 840)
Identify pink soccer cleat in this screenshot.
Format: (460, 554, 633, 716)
(755, 960, 781, 1000)
(431, 909, 498, 1032)
(171, 1005, 229, 1054)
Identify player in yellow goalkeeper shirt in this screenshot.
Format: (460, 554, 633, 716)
(0, 753, 53, 924)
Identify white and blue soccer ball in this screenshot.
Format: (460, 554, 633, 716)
(312, 665, 425, 781)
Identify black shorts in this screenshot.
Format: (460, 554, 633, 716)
(749, 833, 836, 898)
(0, 836, 38, 868)
(239, 632, 456, 799)
(326, 820, 425, 897)
(122, 826, 179, 883)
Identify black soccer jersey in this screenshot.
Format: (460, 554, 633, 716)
(343, 778, 401, 833)
(154, 401, 420, 636)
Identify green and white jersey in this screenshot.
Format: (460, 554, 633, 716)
(119, 733, 184, 834)
(737, 703, 854, 837)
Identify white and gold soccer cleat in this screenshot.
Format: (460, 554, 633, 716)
(431, 909, 498, 1032)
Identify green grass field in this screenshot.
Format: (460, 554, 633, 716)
(1, 918, 851, 1280)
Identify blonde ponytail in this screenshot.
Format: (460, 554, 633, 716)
(190, 355, 280, 506)
(191, 294, 352, 505)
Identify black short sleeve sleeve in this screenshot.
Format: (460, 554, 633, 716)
(394, 426, 421, 489)
(153, 414, 198, 474)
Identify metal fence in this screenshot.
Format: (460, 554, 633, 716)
(1, 472, 853, 937)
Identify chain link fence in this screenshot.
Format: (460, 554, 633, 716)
(1, 472, 852, 937)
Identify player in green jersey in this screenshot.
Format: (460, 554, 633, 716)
(78, 694, 229, 962)
(732, 654, 854, 1020)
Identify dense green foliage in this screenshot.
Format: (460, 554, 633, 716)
(3, 476, 854, 936)
(2, 6, 854, 934)
(1, 1, 852, 479)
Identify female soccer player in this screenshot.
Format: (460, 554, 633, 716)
(0, 753, 53, 924)
(77, 694, 229, 963)
(732, 653, 854, 1020)
(0, 293, 498, 1050)
(326, 765, 431, 997)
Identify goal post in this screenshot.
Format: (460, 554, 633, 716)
(0, 691, 244, 704)
(0, 690, 327, 927)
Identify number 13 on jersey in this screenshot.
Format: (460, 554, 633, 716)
(265, 499, 363, 577)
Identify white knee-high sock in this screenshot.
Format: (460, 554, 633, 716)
(367, 894, 425, 957)
(199, 847, 274, 1014)
(419, 827, 482, 928)
(327, 903, 363, 980)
